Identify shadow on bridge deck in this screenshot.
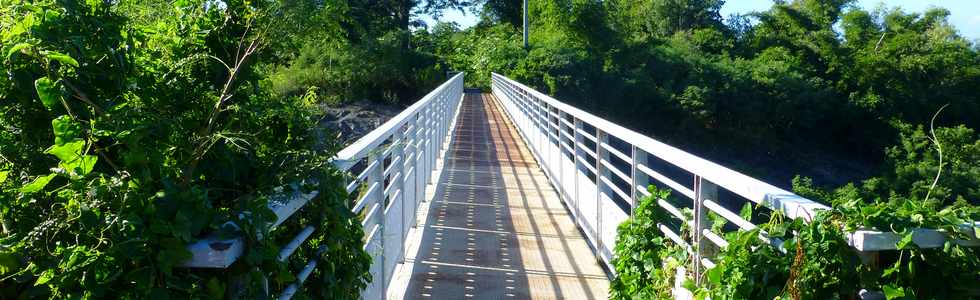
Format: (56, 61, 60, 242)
(391, 93, 609, 299)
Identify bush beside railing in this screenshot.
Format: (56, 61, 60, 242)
(179, 73, 465, 299)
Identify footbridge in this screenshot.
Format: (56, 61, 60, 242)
(181, 73, 970, 299)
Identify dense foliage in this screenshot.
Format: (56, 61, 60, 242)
(446, 0, 980, 298)
(609, 186, 686, 299)
(608, 121, 979, 298)
(433, 0, 980, 188)
(2, 0, 978, 298)
(0, 1, 369, 298)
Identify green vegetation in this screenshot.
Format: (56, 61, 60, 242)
(0, 1, 370, 298)
(2, 0, 978, 298)
(435, 0, 980, 187)
(609, 186, 687, 299)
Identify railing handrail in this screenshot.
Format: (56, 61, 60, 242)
(490, 72, 977, 300)
(491, 73, 829, 220)
(179, 73, 466, 300)
(334, 72, 466, 171)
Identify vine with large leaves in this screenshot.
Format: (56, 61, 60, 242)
(0, 1, 369, 298)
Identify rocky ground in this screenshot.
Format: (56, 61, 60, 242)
(318, 100, 404, 146)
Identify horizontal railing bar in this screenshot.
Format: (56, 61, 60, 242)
(700, 258, 716, 269)
(703, 200, 755, 231)
(356, 160, 381, 183)
(363, 224, 380, 250)
(334, 73, 463, 170)
(345, 179, 360, 194)
(351, 182, 380, 214)
(600, 159, 631, 184)
(278, 252, 320, 300)
(492, 73, 829, 221)
(383, 156, 402, 176)
(636, 185, 652, 197)
(848, 225, 980, 251)
(403, 153, 416, 166)
(703, 200, 787, 253)
(702, 228, 729, 248)
(579, 159, 598, 174)
(636, 164, 695, 200)
(579, 145, 597, 159)
(548, 130, 560, 141)
(576, 127, 597, 143)
(659, 223, 692, 252)
(561, 142, 574, 154)
(657, 199, 687, 222)
(601, 142, 631, 165)
(278, 226, 315, 262)
(360, 203, 382, 228)
(382, 172, 402, 196)
(600, 175, 632, 202)
(559, 117, 574, 128)
(270, 190, 319, 229)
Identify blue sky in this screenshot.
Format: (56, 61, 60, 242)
(420, 1, 980, 40)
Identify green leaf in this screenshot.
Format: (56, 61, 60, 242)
(46, 140, 85, 162)
(882, 284, 906, 299)
(21, 174, 56, 194)
(0, 170, 8, 183)
(739, 202, 753, 220)
(35, 77, 60, 110)
(6, 42, 32, 59)
(43, 51, 78, 67)
(882, 256, 901, 277)
(706, 265, 722, 285)
(682, 278, 697, 291)
(46, 141, 98, 176)
(52, 115, 82, 145)
(896, 232, 914, 249)
(0, 252, 19, 275)
(71, 155, 98, 176)
(35, 269, 54, 286)
(206, 277, 225, 299)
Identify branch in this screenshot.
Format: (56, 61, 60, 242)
(62, 80, 106, 116)
(923, 103, 950, 203)
(182, 23, 263, 186)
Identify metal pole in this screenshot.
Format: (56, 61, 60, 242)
(523, 0, 529, 49)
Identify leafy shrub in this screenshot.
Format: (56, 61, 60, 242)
(272, 31, 446, 105)
(610, 186, 687, 299)
(612, 124, 979, 299)
(0, 1, 368, 298)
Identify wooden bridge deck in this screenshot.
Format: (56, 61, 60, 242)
(392, 93, 609, 299)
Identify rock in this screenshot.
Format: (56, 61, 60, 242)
(319, 100, 405, 145)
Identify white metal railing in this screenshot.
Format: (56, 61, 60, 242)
(179, 72, 465, 299)
(490, 72, 827, 276)
(489, 73, 977, 298)
(331, 72, 464, 300)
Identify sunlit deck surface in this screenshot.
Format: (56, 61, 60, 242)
(390, 93, 609, 299)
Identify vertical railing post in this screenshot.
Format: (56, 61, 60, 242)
(692, 175, 717, 286)
(426, 104, 437, 185)
(595, 129, 607, 254)
(631, 147, 648, 214)
(393, 128, 407, 265)
(556, 111, 566, 200)
(573, 118, 582, 219)
(544, 104, 552, 176)
(366, 150, 385, 300)
(413, 114, 424, 226)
